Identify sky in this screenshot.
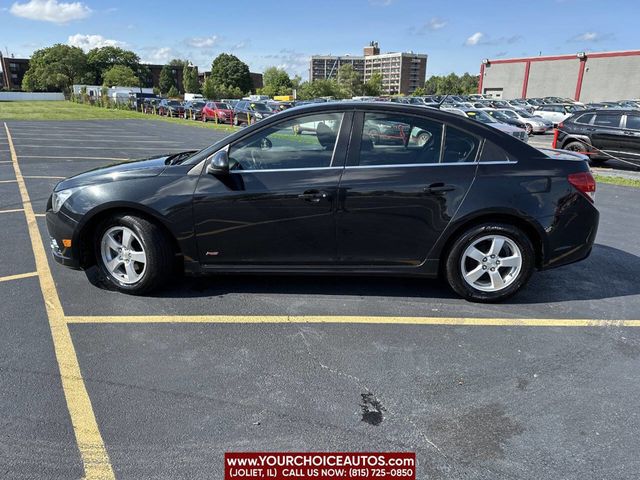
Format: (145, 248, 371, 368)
(1, 0, 638, 79)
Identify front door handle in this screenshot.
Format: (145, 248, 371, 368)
(298, 190, 330, 203)
(424, 183, 455, 194)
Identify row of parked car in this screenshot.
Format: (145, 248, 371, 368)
(141, 97, 295, 126)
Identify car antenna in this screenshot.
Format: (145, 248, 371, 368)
(437, 94, 449, 109)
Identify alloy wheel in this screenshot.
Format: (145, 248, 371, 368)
(100, 226, 147, 284)
(460, 235, 522, 292)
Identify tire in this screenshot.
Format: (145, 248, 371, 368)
(94, 214, 173, 295)
(564, 141, 588, 153)
(445, 223, 535, 303)
(525, 123, 533, 135)
(367, 128, 380, 144)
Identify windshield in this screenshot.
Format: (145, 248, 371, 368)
(500, 110, 518, 119)
(214, 103, 231, 109)
(251, 103, 270, 112)
(191, 102, 205, 108)
(465, 110, 496, 124)
(566, 105, 585, 112)
(490, 111, 511, 122)
(519, 111, 535, 118)
(167, 100, 181, 106)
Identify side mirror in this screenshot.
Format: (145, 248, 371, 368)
(206, 150, 229, 175)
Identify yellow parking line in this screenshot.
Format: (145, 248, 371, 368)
(0, 208, 24, 214)
(64, 314, 640, 327)
(4, 123, 115, 480)
(0, 271, 38, 283)
(24, 175, 66, 180)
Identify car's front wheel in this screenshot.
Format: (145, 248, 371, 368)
(94, 214, 173, 294)
(445, 223, 534, 302)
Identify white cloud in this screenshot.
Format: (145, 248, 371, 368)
(140, 47, 175, 64)
(570, 31, 613, 42)
(10, 0, 91, 24)
(262, 49, 309, 77)
(67, 34, 125, 51)
(465, 32, 484, 46)
(186, 35, 219, 48)
(426, 17, 447, 30)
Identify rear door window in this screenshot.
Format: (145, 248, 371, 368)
(358, 113, 444, 166)
(625, 115, 640, 130)
(593, 113, 622, 127)
(443, 126, 481, 163)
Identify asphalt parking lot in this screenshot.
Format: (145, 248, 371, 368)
(1, 120, 639, 480)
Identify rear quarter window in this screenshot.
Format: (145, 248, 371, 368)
(479, 140, 511, 163)
(574, 113, 594, 125)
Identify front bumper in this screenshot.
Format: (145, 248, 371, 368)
(46, 209, 82, 269)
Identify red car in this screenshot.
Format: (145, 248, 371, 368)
(202, 101, 235, 124)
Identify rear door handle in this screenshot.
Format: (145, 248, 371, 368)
(298, 190, 330, 203)
(424, 183, 455, 194)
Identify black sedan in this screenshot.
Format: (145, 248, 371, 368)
(158, 99, 184, 117)
(46, 102, 599, 302)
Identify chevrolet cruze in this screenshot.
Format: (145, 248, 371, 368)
(46, 102, 599, 302)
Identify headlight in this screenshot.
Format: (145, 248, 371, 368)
(51, 187, 80, 213)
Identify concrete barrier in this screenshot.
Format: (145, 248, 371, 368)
(0, 92, 65, 101)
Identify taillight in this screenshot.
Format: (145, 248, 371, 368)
(568, 171, 596, 202)
(557, 121, 564, 129)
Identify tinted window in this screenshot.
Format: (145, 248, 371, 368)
(593, 113, 622, 127)
(479, 140, 510, 163)
(443, 126, 480, 163)
(574, 113, 594, 125)
(625, 115, 640, 130)
(229, 112, 343, 170)
(358, 113, 443, 166)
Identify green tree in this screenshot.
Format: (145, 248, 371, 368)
(167, 85, 179, 98)
(209, 53, 252, 94)
(421, 73, 478, 96)
(22, 44, 87, 94)
(411, 86, 427, 96)
(202, 78, 244, 99)
(183, 65, 200, 94)
(102, 65, 140, 87)
(363, 72, 383, 96)
(260, 66, 293, 97)
(168, 58, 189, 68)
(336, 64, 363, 98)
(159, 65, 176, 95)
(296, 79, 341, 100)
(85, 46, 141, 84)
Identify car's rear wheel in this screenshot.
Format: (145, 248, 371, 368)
(445, 223, 534, 302)
(94, 214, 173, 294)
(564, 140, 588, 153)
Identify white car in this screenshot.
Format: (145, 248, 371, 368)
(496, 108, 553, 134)
(442, 107, 528, 143)
(533, 104, 585, 127)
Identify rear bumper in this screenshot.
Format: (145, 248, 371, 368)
(538, 195, 599, 270)
(46, 209, 82, 269)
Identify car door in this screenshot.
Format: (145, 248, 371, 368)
(336, 110, 479, 266)
(590, 112, 624, 154)
(621, 113, 640, 159)
(192, 110, 351, 266)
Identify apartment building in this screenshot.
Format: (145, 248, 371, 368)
(309, 42, 427, 95)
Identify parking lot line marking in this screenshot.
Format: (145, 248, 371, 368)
(34, 213, 46, 217)
(0, 179, 17, 183)
(16, 145, 178, 150)
(4, 123, 115, 480)
(0, 271, 38, 283)
(63, 315, 640, 327)
(0, 208, 25, 214)
(19, 155, 130, 161)
(23, 175, 66, 180)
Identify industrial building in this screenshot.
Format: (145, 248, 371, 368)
(309, 42, 427, 95)
(478, 50, 640, 102)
